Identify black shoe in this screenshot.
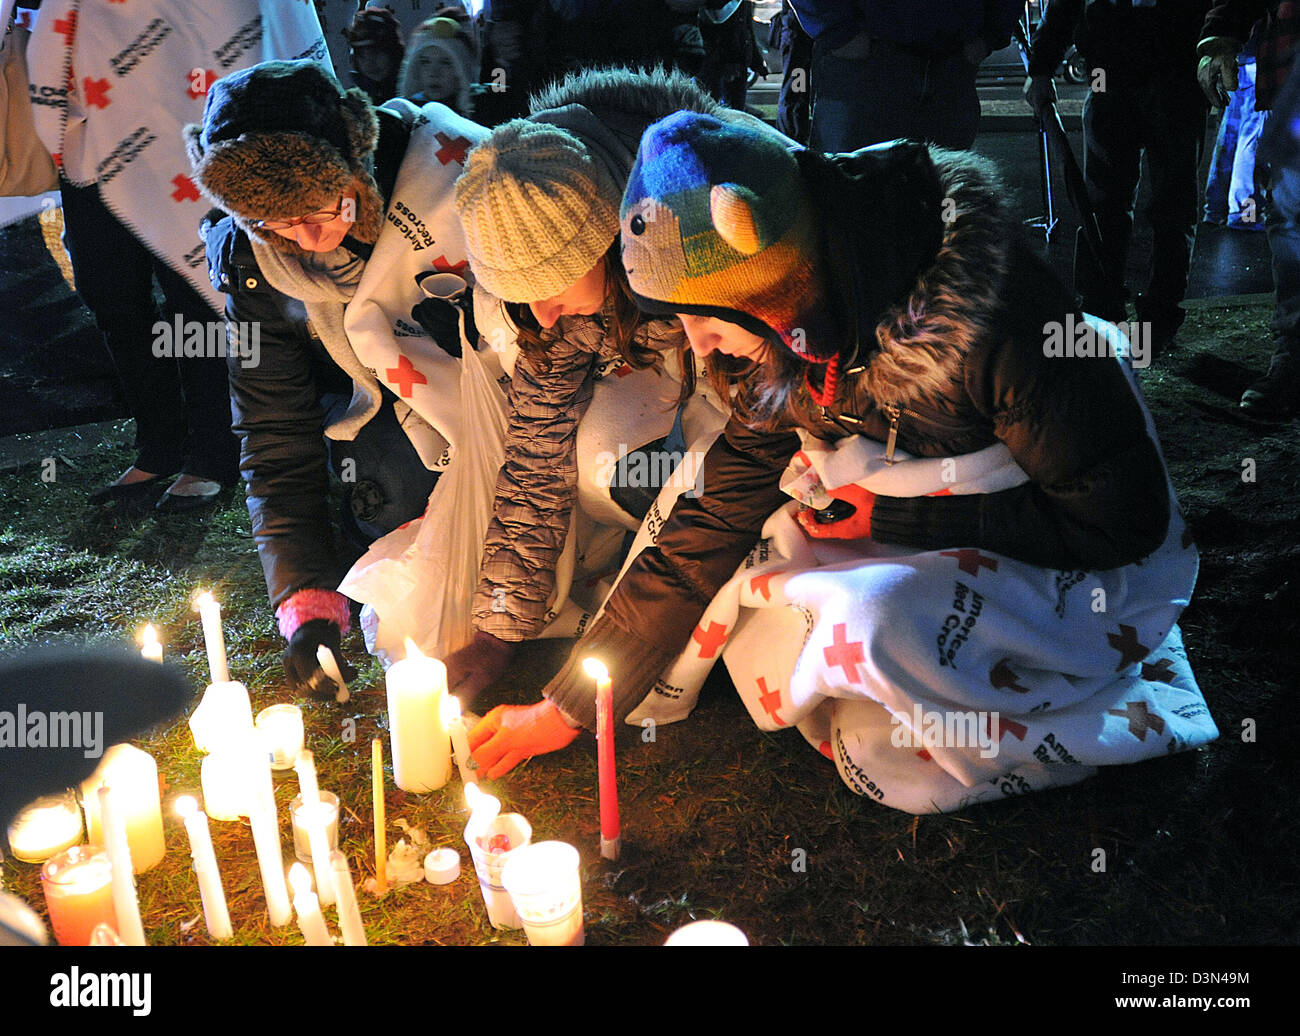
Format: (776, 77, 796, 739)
(88, 473, 170, 507)
(154, 480, 224, 515)
(1240, 354, 1300, 419)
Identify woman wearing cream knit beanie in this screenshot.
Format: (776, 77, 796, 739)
(444, 67, 724, 732)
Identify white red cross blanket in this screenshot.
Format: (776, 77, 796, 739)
(616, 317, 1218, 813)
(27, 0, 327, 311)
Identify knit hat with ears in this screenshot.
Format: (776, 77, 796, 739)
(453, 117, 623, 303)
(183, 60, 385, 256)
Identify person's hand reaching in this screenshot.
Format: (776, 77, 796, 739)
(445, 631, 515, 706)
(468, 699, 581, 779)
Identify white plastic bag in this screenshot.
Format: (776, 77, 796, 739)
(340, 333, 507, 666)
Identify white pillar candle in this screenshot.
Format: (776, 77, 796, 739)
(315, 645, 351, 704)
(194, 591, 230, 684)
(175, 796, 233, 940)
(255, 704, 304, 770)
(328, 851, 367, 947)
(188, 681, 254, 754)
(80, 744, 165, 872)
(443, 695, 478, 790)
(293, 751, 336, 907)
(664, 920, 749, 945)
(140, 624, 163, 663)
(289, 862, 334, 946)
(97, 786, 145, 946)
(6, 789, 83, 863)
(248, 790, 293, 928)
(385, 639, 451, 793)
(199, 736, 265, 822)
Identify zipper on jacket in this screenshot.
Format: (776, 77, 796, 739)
(882, 404, 901, 464)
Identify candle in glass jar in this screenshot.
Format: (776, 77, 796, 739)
(40, 845, 118, 946)
(293, 751, 336, 907)
(6, 789, 82, 863)
(175, 796, 233, 940)
(386, 639, 451, 792)
(140, 624, 163, 663)
(80, 744, 165, 872)
(194, 591, 229, 684)
(255, 704, 304, 771)
(664, 920, 749, 945)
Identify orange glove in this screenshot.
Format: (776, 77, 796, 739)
(796, 483, 876, 540)
(468, 699, 581, 779)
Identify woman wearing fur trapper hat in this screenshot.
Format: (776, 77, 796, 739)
(185, 59, 489, 700)
(444, 67, 730, 711)
(468, 111, 1216, 812)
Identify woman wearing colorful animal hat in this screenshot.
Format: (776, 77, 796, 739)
(444, 67, 729, 706)
(469, 111, 1217, 811)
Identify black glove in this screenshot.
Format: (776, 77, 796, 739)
(283, 619, 358, 700)
(411, 271, 479, 359)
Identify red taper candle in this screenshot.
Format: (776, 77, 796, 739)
(583, 658, 620, 860)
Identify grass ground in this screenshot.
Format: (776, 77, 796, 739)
(0, 298, 1296, 947)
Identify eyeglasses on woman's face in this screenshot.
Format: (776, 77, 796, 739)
(251, 199, 347, 231)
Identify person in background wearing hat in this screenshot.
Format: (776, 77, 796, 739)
(185, 60, 483, 699)
(399, 13, 480, 117)
(343, 4, 406, 105)
(445, 67, 728, 704)
(467, 112, 1210, 812)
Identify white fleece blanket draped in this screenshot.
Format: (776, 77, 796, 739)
(617, 317, 1218, 814)
(27, 0, 328, 311)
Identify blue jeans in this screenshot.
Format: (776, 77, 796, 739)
(809, 35, 979, 152)
(323, 389, 440, 546)
(1265, 139, 1300, 360)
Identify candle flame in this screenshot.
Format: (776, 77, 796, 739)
(288, 861, 313, 896)
(403, 637, 424, 661)
(141, 623, 160, 648)
(582, 657, 609, 683)
(193, 590, 216, 611)
(442, 694, 462, 724)
(174, 795, 198, 818)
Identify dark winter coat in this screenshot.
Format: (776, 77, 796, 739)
(202, 108, 412, 610)
(1029, 0, 1215, 82)
(1202, 0, 1300, 111)
(548, 140, 1173, 727)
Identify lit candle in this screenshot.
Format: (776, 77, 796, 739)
(443, 694, 478, 791)
(140, 624, 163, 663)
(289, 862, 334, 946)
(255, 704, 304, 770)
(194, 591, 229, 684)
(189, 681, 254, 754)
(385, 638, 451, 792)
(371, 739, 387, 895)
(40, 845, 118, 946)
(500, 840, 585, 946)
(583, 658, 620, 861)
(464, 783, 500, 834)
(664, 920, 749, 945)
(97, 785, 145, 945)
(248, 789, 293, 928)
(315, 645, 351, 704)
(80, 744, 165, 872)
(290, 790, 339, 864)
(175, 796, 233, 940)
(199, 736, 266, 822)
(294, 751, 336, 907)
(6, 789, 83, 863)
(329, 851, 367, 946)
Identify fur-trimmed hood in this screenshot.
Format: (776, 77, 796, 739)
(816, 145, 1012, 410)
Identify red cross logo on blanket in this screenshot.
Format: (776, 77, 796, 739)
(987, 713, 1028, 742)
(939, 549, 998, 577)
(53, 15, 77, 43)
(431, 256, 469, 276)
(1107, 624, 1150, 670)
(823, 623, 865, 684)
(434, 132, 471, 165)
(386, 355, 428, 398)
(989, 658, 1030, 693)
(1140, 658, 1176, 684)
(749, 572, 775, 601)
(756, 677, 786, 727)
(1107, 701, 1165, 741)
(691, 621, 727, 659)
(171, 175, 200, 203)
(83, 77, 112, 109)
